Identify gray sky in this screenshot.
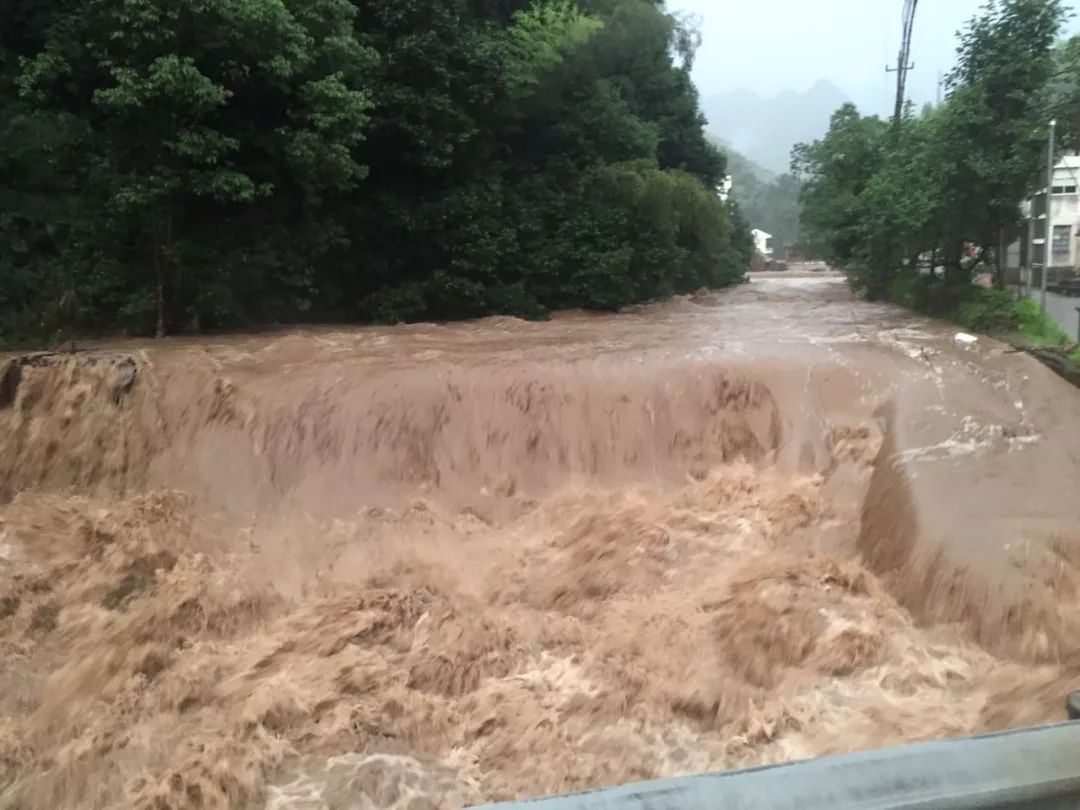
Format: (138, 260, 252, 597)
(669, 0, 1080, 114)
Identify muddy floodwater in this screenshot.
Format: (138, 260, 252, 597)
(2, 271, 1080, 810)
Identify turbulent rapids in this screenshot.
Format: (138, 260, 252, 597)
(2, 273, 1080, 810)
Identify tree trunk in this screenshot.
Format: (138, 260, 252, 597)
(945, 264, 970, 285)
(943, 239, 968, 286)
(995, 228, 1007, 290)
(153, 221, 165, 339)
(155, 278, 165, 338)
(153, 210, 172, 339)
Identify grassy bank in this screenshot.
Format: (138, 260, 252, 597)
(883, 273, 1080, 388)
(887, 274, 1074, 348)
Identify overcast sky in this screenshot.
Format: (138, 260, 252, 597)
(669, 0, 1080, 114)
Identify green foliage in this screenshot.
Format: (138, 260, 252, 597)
(885, 274, 1012, 329)
(502, 0, 604, 97)
(793, 105, 892, 291)
(885, 272, 932, 312)
(3, 0, 379, 338)
(1050, 35, 1080, 151)
(954, 288, 1022, 333)
(1, 0, 747, 341)
(886, 274, 1070, 344)
(796, 0, 1067, 299)
(1014, 297, 1070, 345)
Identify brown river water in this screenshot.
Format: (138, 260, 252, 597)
(2, 271, 1080, 809)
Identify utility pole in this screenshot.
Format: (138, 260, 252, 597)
(887, 0, 919, 128)
(1043, 118, 1057, 312)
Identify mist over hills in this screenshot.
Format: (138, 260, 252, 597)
(701, 80, 851, 174)
(710, 133, 802, 251)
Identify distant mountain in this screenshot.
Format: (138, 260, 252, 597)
(701, 80, 850, 174)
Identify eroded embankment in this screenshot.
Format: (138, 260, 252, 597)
(0, 350, 1076, 810)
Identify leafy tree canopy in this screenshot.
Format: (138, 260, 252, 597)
(0, 0, 750, 343)
(795, 0, 1067, 298)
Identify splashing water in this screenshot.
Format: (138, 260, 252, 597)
(2, 273, 1079, 810)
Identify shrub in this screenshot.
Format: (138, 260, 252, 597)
(886, 272, 931, 311)
(886, 270, 1073, 345)
(885, 272, 1012, 329)
(954, 288, 1019, 333)
(1014, 298, 1069, 345)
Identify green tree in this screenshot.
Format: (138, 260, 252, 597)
(8, 0, 376, 337)
(936, 0, 1065, 284)
(796, 0, 1067, 299)
(793, 105, 890, 280)
(1, 0, 750, 343)
(1048, 35, 1080, 153)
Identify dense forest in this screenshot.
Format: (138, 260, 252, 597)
(0, 0, 752, 343)
(795, 0, 1077, 308)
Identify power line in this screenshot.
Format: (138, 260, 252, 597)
(886, 0, 920, 127)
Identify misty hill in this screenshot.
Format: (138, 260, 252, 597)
(702, 80, 850, 174)
(712, 136, 802, 250)
(719, 140, 775, 185)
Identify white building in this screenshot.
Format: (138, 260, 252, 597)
(1008, 155, 1080, 341)
(752, 228, 774, 259)
(1046, 155, 1080, 268)
(1014, 155, 1080, 270)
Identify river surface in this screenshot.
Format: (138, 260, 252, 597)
(2, 271, 1079, 810)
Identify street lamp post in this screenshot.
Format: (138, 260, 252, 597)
(1043, 119, 1056, 312)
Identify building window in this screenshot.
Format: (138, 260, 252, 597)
(1052, 224, 1071, 263)
(1052, 185, 1078, 194)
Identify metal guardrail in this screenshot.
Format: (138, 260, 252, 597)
(475, 700, 1080, 810)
